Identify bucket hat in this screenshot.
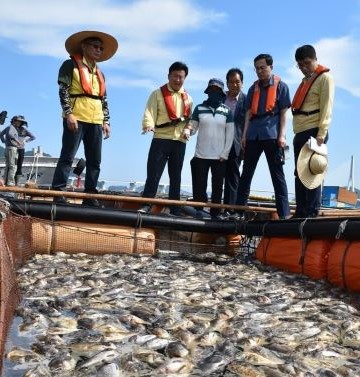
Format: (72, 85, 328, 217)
(11, 115, 28, 126)
(297, 144, 328, 189)
(204, 78, 226, 96)
(65, 30, 118, 62)
(0, 111, 7, 125)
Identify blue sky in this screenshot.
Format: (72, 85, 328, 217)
(1, 0, 359, 197)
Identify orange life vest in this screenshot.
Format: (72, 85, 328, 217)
(250, 75, 280, 117)
(71, 54, 106, 98)
(291, 65, 329, 114)
(160, 84, 190, 120)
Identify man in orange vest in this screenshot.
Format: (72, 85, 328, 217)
(139, 62, 193, 216)
(232, 54, 291, 220)
(292, 45, 335, 218)
(51, 31, 118, 206)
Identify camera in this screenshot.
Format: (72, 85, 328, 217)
(275, 146, 289, 165)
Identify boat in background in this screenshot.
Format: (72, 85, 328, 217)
(0, 146, 80, 188)
(322, 156, 360, 209)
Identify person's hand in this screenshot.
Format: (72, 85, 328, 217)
(102, 123, 111, 139)
(141, 126, 154, 134)
(316, 136, 324, 145)
(241, 136, 246, 149)
(66, 114, 78, 132)
(278, 135, 286, 148)
(182, 128, 190, 140)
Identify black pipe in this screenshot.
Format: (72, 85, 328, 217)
(8, 199, 360, 239)
(9, 200, 239, 234)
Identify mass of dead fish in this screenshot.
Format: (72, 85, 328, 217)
(3, 249, 360, 376)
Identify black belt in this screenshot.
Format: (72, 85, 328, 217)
(251, 111, 279, 120)
(155, 117, 189, 128)
(70, 93, 103, 100)
(292, 109, 320, 116)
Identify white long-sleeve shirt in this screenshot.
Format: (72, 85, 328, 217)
(190, 103, 234, 160)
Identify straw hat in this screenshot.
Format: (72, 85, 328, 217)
(65, 31, 118, 62)
(297, 144, 328, 189)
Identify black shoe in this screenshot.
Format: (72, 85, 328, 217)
(138, 204, 151, 213)
(82, 198, 101, 207)
(169, 205, 183, 216)
(169, 208, 183, 216)
(53, 196, 69, 205)
(195, 209, 205, 219)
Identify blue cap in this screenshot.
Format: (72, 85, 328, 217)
(204, 78, 226, 95)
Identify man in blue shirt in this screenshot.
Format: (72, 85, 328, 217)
(223, 68, 246, 215)
(233, 54, 290, 219)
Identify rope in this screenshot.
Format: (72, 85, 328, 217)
(336, 219, 349, 239)
(298, 218, 309, 269)
(26, 153, 40, 184)
(49, 203, 57, 254)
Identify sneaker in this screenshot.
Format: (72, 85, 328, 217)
(53, 196, 69, 205)
(228, 211, 245, 221)
(138, 204, 151, 213)
(222, 210, 231, 219)
(82, 198, 101, 207)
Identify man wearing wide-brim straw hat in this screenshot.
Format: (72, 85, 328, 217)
(51, 30, 118, 207)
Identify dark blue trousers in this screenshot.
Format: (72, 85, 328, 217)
(190, 157, 226, 216)
(293, 128, 328, 217)
(142, 138, 186, 200)
(52, 120, 102, 192)
(236, 139, 290, 218)
(223, 148, 242, 205)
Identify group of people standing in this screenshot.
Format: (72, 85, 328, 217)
(39, 29, 334, 219)
(139, 45, 334, 220)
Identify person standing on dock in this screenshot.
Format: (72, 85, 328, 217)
(15, 121, 36, 185)
(223, 68, 247, 217)
(233, 54, 291, 220)
(187, 78, 234, 220)
(0, 115, 27, 186)
(292, 45, 335, 218)
(51, 30, 118, 206)
(139, 62, 193, 216)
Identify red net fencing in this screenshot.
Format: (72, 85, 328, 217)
(0, 210, 33, 374)
(0, 203, 246, 375)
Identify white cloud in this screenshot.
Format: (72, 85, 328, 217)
(0, 0, 225, 61)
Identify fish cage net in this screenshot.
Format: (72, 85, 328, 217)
(0, 203, 259, 374)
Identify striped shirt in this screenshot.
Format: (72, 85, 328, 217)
(190, 103, 234, 160)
